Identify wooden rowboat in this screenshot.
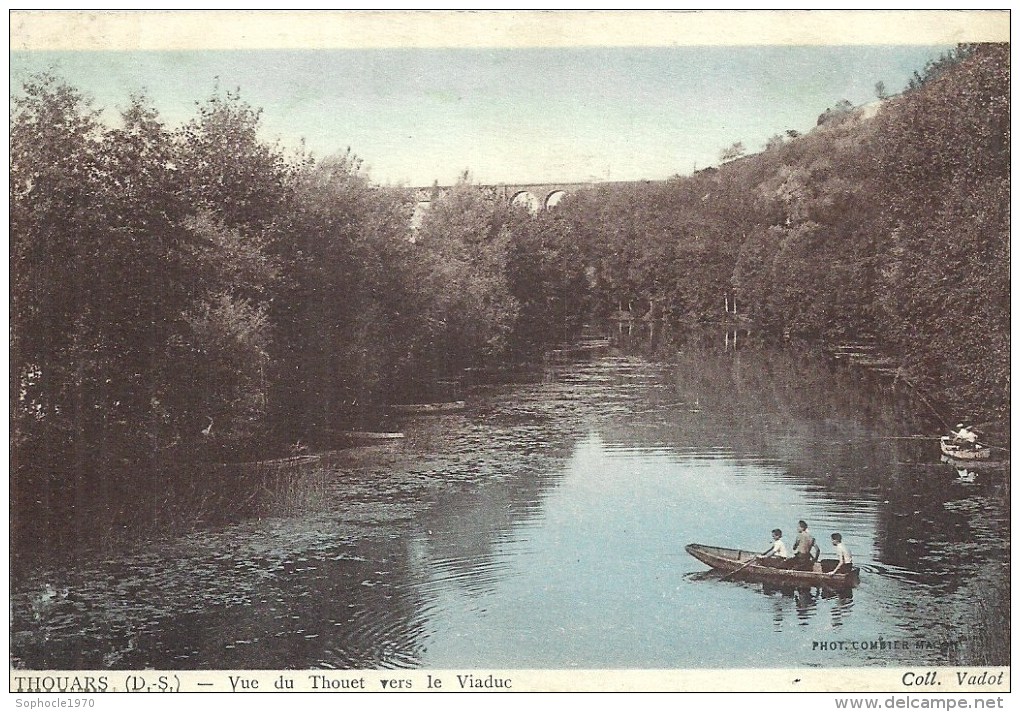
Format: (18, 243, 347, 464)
(390, 400, 467, 414)
(686, 543, 859, 588)
(940, 436, 991, 461)
(337, 431, 405, 444)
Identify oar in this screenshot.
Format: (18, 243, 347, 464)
(871, 436, 943, 440)
(721, 548, 773, 581)
(977, 441, 1010, 454)
(877, 434, 1010, 453)
(946, 436, 1010, 454)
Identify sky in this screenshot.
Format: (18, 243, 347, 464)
(11, 44, 954, 187)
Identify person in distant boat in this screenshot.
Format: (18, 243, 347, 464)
(763, 529, 789, 560)
(829, 533, 853, 576)
(953, 423, 979, 445)
(792, 520, 820, 571)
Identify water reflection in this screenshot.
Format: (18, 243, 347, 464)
(824, 588, 855, 628)
(413, 472, 557, 601)
(682, 573, 858, 640)
(762, 585, 825, 628)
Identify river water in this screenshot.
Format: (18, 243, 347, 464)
(10, 330, 1010, 670)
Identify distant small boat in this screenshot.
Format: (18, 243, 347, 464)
(940, 436, 991, 461)
(390, 400, 467, 414)
(940, 454, 1009, 472)
(337, 431, 405, 444)
(686, 543, 859, 588)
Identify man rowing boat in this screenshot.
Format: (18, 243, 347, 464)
(829, 533, 853, 576)
(953, 423, 979, 444)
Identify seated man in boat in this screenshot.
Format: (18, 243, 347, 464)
(792, 520, 820, 571)
(828, 533, 853, 576)
(952, 423, 979, 446)
(761, 528, 789, 564)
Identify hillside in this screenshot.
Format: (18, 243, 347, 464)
(552, 43, 1009, 420)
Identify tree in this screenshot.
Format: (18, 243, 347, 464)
(907, 44, 978, 91)
(266, 147, 452, 433)
(816, 99, 855, 125)
(11, 74, 107, 520)
(11, 74, 288, 486)
(719, 141, 746, 163)
(160, 213, 278, 449)
(505, 207, 589, 352)
(414, 178, 519, 376)
(176, 88, 293, 233)
(875, 43, 1009, 417)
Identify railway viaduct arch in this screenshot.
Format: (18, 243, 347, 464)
(412, 181, 596, 212)
(409, 180, 662, 228)
(410, 181, 603, 229)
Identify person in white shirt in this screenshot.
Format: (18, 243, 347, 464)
(764, 528, 789, 561)
(829, 533, 853, 575)
(954, 423, 978, 444)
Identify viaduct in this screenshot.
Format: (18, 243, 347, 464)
(409, 180, 659, 227)
(413, 181, 594, 212)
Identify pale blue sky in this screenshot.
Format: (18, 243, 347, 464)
(11, 46, 950, 186)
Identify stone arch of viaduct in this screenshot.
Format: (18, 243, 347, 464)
(412, 181, 596, 218)
(409, 180, 659, 229)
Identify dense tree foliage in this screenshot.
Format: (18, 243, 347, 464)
(412, 178, 519, 378)
(10, 44, 1009, 542)
(548, 43, 1008, 420)
(504, 207, 590, 355)
(874, 43, 1009, 416)
(9, 75, 592, 524)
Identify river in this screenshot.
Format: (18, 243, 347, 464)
(10, 329, 1010, 670)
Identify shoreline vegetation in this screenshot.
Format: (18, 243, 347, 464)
(11, 44, 1009, 561)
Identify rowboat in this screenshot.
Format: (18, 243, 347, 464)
(940, 455, 1010, 472)
(390, 400, 467, 414)
(940, 436, 991, 461)
(685, 543, 859, 588)
(337, 431, 405, 444)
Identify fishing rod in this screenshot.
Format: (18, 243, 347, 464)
(893, 374, 1009, 451)
(893, 372, 951, 429)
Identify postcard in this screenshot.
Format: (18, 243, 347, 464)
(8, 10, 1011, 702)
